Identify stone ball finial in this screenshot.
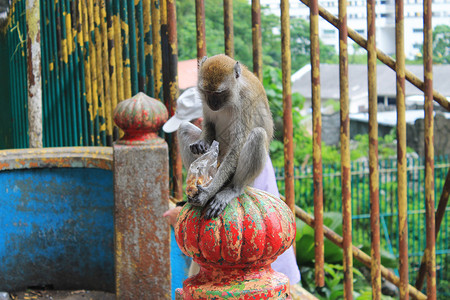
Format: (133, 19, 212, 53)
(175, 187, 296, 299)
(113, 92, 168, 145)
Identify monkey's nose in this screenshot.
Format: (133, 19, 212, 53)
(208, 98, 222, 111)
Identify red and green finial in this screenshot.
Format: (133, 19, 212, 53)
(113, 92, 168, 145)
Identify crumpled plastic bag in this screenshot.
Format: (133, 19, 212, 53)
(186, 140, 219, 197)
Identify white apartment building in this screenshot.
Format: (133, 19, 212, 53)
(261, 0, 450, 59)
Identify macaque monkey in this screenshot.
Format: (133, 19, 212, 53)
(178, 54, 273, 219)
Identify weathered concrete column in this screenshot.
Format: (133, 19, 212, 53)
(26, 0, 43, 148)
(113, 92, 170, 299)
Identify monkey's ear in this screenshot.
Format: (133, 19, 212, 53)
(199, 56, 208, 67)
(234, 62, 241, 79)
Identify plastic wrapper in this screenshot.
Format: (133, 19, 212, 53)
(186, 141, 219, 197)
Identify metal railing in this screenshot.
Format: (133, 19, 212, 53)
(4, 0, 450, 299)
(276, 155, 450, 293)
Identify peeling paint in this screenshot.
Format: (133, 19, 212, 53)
(26, 0, 43, 148)
(175, 187, 296, 299)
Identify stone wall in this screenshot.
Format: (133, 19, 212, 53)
(407, 113, 450, 157)
(322, 112, 341, 146)
(324, 112, 450, 158)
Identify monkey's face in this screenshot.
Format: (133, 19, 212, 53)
(203, 90, 230, 111)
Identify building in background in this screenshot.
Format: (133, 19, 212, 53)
(261, 0, 450, 59)
(292, 63, 450, 113)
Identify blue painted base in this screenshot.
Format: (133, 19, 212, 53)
(0, 168, 115, 292)
(0, 167, 192, 296)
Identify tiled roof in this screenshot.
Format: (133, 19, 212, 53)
(178, 59, 198, 90)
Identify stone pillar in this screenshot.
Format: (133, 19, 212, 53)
(113, 92, 170, 299)
(26, 0, 43, 148)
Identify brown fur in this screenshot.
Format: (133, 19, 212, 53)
(178, 54, 273, 219)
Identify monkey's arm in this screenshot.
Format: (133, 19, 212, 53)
(189, 146, 239, 207)
(190, 120, 215, 155)
(203, 127, 268, 218)
(177, 122, 202, 169)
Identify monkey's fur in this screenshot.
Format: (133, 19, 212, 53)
(178, 54, 273, 219)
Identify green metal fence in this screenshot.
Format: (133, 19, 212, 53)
(7, 0, 28, 149)
(276, 155, 450, 288)
(7, 0, 162, 148)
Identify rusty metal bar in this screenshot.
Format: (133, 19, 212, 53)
(93, 0, 107, 146)
(25, 0, 43, 148)
(223, 0, 234, 58)
(136, 0, 146, 92)
(367, 0, 381, 298)
(167, 0, 182, 200)
(87, 0, 100, 145)
(40, 0, 51, 147)
(280, 0, 294, 214)
(48, 0, 63, 146)
(309, 0, 324, 288)
(127, 0, 138, 96)
(60, 0, 74, 146)
(113, 0, 125, 103)
(64, 0, 80, 146)
(251, 0, 262, 80)
(195, 0, 206, 60)
(106, 0, 118, 142)
(161, 0, 170, 108)
(298, 0, 450, 112)
(338, 0, 353, 297)
(295, 206, 427, 300)
(99, 0, 113, 145)
(415, 168, 450, 290)
(120, 0, 132, 99)
(160, 0, 175, 196)
(395, 1, 409, 298)
(80, 0, 94, 145)
(143, 0, 154, 97)
(72, 0, 86, 146)
(423, 0, 436, 298)
(152, 0, 163, 100)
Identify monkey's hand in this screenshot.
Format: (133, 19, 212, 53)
(187, 185, 212, 207)
(203, 187, 240, 219)
(189, 140, 210, 155)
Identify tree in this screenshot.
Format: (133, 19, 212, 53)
(176, 1, 337, 72)
(432, 25, 450, 64)
(176, 0, 253, 66)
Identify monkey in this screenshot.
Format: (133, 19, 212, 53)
(177, 54, 273, 219)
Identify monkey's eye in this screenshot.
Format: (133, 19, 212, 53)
(212, 90, 228, 97)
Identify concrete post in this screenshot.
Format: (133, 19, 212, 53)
(113, 92, 170, 299)
(26, 0, 43, 148)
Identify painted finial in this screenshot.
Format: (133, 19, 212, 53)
(175, 187, 296, 299)
(113, 92, 168, 145)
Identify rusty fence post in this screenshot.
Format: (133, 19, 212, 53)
(113, 92, 170, 299)
(309, 0, 324, 287)
(395, 1, 409, 299)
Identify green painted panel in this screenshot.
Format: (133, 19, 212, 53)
(0, 33, 12, 149)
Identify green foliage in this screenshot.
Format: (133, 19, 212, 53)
(300, 261, 396, 300)
(176, 0, 251, 65)
(176, 1, 337, 72)
(432, 25, 450, 64)
(296, 212, 399, 299)
(413, 24, 450, 64)
(263, 66, 341, 169)
(296, 212, 343, 265)
(350, 127, 415, 161)
(296, 212, 398, 268)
